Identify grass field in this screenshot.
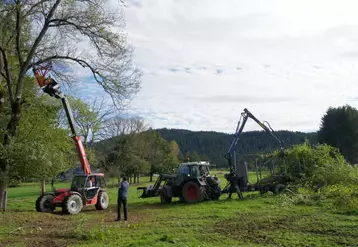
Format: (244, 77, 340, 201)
(1, 171, 358, 247)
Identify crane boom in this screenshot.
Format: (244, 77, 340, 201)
(32, 63, 91, 175)
(225, 108, 283, 178)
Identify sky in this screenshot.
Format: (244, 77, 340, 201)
(77, 0, 358, 133)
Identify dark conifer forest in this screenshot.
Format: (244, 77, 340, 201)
(155, 128, 318, 168)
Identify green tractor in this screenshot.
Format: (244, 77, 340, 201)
(137, 161, 222, 204)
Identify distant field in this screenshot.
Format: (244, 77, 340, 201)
(1, 171, 358, 247)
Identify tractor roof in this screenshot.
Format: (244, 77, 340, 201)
(179, 161, 211, 166)
(74, 173, 104, 177)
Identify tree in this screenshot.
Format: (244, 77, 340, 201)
(100, 130, 179, 183)
(58, 96, 113, 147)
(102, 115, 148, 139)
(0, 79, 76, 209)
(318, 105, 358, 164)
(0, 0, 141, 211)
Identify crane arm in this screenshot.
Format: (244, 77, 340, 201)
(32, 63, 92, 175)
(224, 108, 284, 173)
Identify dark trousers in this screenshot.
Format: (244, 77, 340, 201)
(117, 197, 128, 220)
(228, 180, 244, 200)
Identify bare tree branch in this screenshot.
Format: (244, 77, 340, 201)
(0, 46, 14, 105)
(101, 115, 148, 139)
(15, 0, 23, 67)
(15, 0, 61, 99)
(23, 0, 52, 18)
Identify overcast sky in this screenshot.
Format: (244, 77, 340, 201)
(78, 0, 358, 133)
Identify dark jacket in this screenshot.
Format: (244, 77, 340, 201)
(118, 181, 129, 199)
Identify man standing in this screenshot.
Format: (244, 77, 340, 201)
(116, 176, 129, 221)
(227, 173, 244, 200)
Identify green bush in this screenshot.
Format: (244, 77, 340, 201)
(272, 140, 357, 188)
(322, 183, 358, 211)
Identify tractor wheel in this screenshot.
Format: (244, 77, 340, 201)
(35, 194, 55, 213)
(95, 191, 109, 210)
(63, 194, 83, 215)
(182, 181, 203, 203)
(274, 184, 286, 194)
(160, 187, 172, 204)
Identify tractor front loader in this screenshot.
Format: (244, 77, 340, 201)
(33, 62, 109, 215)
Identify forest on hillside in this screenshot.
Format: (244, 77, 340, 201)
(154, 128, 318, 168)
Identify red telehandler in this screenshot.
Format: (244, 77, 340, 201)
(32, 63, 109, 215)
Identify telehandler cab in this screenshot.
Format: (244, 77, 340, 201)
(33, 62, 109, 215)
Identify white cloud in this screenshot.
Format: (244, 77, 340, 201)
(77, 0, 358, 133)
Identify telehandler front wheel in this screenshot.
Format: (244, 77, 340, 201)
(96, 191, 109, 210)
(63, 194, 83, 215)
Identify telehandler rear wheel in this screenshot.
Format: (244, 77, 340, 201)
(36, 194, 55, 213)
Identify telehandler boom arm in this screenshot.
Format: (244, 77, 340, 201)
(32, 63, 91, 175)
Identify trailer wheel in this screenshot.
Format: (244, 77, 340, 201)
(274, 184, 286, 194)
(160, 187, 172, 204)
(182, 181, 203, 203)
(210, 189, 221, 200)
(63, 194, 83, 215)
(35, 194, 55, 213)
(95, 191, 109, 210)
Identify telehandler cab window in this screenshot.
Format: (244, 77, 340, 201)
(71, 176, 86, 189)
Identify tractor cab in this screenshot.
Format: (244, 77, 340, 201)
(71, 173, 106, 201)
(176, 161, 212, 183)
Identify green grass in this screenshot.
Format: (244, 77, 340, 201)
(1, 171, 357, 247)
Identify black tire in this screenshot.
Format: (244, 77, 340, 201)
(160, 187, 172, 204)
(95, 191, 109, 210)
(182, 181, 204, 203)
(63, 194, 83, 215)
(210, 188, 221, 200)
(274, 183, 286, 194)
(35, 194, 55, 213)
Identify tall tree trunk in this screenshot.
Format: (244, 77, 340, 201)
(0, 54, 3, 113)
(0, 99, 22, 211)
(149, 173, 153, 182)
(40, 178, 46, 195)
(137, 174, 140, 183)
(0, 158, 10, 212)
(0, 180, 8, 212)
(0, 90, 4, 114)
